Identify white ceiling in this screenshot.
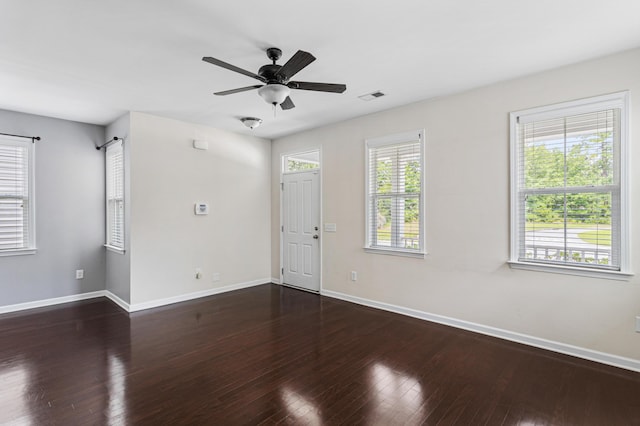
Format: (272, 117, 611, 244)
(1, 0, 639, 139)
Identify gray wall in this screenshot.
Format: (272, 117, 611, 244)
(0, 109, 106, 305)
(105, 113, 131, 303)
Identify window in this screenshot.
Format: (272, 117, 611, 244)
(510, 92, 630, 278)
(0, 136, 35, 255)
(365, 130, 425, 257)
(105, 140, 124, 252)
(283, 150, 319, 172)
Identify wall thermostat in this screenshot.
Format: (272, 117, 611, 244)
(194, 202, 209, 215)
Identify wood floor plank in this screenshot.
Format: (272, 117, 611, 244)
(1, 284, 639, 425)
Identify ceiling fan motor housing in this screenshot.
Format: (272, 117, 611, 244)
(258, 64, 286, 84)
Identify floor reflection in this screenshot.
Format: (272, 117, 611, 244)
(367, 362, 425, 423)
(0, 300, 132, 425)
(280, 387, 322, 425)
(0, 361, 32, 425)
(107, 354, 127, 424)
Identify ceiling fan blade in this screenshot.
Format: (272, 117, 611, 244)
(214, 85, 263, 96)
(280, 96, 295, 110)
(202, 57, 266, 82)
(275, 50, 316, 79)
(288, 81, 346, 93)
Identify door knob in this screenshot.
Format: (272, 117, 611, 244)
(313, 234, 319, 239)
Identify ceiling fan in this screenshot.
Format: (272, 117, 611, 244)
(202, 47, 346, 110)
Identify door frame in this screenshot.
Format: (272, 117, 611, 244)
(279, 147, 322, 292)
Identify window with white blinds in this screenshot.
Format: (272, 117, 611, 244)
(365, 130, 425, 256)
(0, 136, 35, 255)
(510, 92, 629, 277)
(106, 140, 124, 251)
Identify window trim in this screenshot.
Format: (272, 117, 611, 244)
(508, 91, 631, 279)
(104, 244, 125, 255)
(105, 139, 125, 254)
(364, 129, 426, 258)
(0, 135, 36, 256)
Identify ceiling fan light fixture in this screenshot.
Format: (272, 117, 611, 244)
(258, 83, 291, 105)
(240, 117, 263, 130)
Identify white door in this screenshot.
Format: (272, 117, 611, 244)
(282, 170, 320, 292)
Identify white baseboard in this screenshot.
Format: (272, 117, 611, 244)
(321, 289, 640, 373)
(127, 278, 270, 312)
(105, 291, 131, 312)
(0, 291, 106, 314)
(0, 279, 270, 315)
(271, 277, 281, 284)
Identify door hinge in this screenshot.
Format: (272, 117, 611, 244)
(281, 225, 284, 232)
(281, 267, 284, 275)
(280, 182, 284, 190)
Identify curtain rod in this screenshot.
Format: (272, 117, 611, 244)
(96, 136, 122, 150)
(0, 132, 41, 143)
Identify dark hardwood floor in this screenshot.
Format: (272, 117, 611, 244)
(1, 284, 639, 425)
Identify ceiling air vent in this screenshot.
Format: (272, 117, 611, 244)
(358, 91, 386, 101)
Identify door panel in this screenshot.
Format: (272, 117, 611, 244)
(303, 244, 313, 276)
(287, 243, 298, 273)
(302, 179, 313, 233)
(287, 181, 298, 233)
(282, 171, 320, 292)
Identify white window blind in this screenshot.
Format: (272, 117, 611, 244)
(106, 140, 124, 250)
(0, 136, 34, 253)
(511, 92, 628, 274)
(366, 130, 424, 255)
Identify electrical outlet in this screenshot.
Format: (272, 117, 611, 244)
(351, 271, 357, 281)
(195, 268, 202, 279)
(212, 272, 220, 282)
(636, 316, 640, 333)
(75, 269, 84, 280)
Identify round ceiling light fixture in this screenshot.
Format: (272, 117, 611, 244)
(240, 117, 263, 130)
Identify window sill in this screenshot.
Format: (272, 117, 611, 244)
(508, 261, 633, 281)
(364, 247, 426, 259)
(0, 248, 37, 257)
(104, 244, 126, 255)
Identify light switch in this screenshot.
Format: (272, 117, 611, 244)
(324, 223, 337, 232)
